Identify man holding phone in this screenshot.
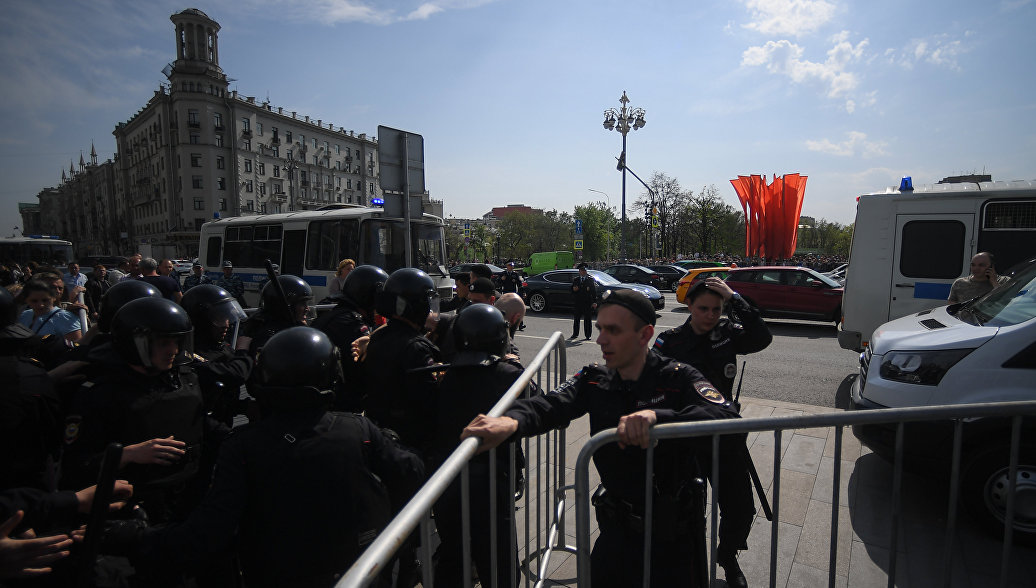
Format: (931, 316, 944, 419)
(948, 251, 1010, 303)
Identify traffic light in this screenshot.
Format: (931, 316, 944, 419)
(644, 206, 651, 223)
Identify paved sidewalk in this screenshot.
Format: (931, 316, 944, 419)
(522, 396, 1036, 587)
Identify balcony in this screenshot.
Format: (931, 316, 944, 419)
(241, 128, 252, 137)
(188, 121, 200, 128)
(270, 135, 280, 145)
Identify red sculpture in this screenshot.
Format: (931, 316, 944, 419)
(730, 174, 808, 260)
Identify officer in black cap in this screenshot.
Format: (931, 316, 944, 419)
(429, 304, 524, 587)
(61, 297, 205, 525)
(312, 264, 389, 413)
(570, 263, 598, 340)
(236, 274, 313, 356)
(100, 327, 425, 588)
(463, 288, 755, 588)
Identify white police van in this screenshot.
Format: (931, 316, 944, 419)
(850, 257, 1036, 541)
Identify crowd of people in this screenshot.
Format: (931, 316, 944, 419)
(2, 247, 778, 587)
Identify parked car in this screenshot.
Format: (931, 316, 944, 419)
(646, 265, 688, 292)
(724, 266, 843, 323)
(674, 260, 725, 270)
(849, 257, 1036, 542)
(823, 263, 848, 285)
(674, 267, 733, 304)
(172, 259, 194, 275)
(524, 269, 664, 313)
(448, 263, 507, 287)
(602, 264, 666, 290)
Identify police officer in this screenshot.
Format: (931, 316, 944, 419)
(100, 327, 425, 588)
(236, 274, 312, 357)
(570, 263, 597, 340)
(311, 264, 389, 413)
(61, 297, 204, 525)
(439, 271, 471, 313)
(654, 277, 772, 398)
(463, 289, 755, 588)
(214, 261, 245, 307)
(182, 261, 210, 291)
(500, 261, 521, 294)
(430, 304, 523, 587)
(364, 268, 441, 451)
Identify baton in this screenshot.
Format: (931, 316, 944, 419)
(75, 443, 123, 587)
(264, 258, 300, 326)
(734, 361, 773, 521)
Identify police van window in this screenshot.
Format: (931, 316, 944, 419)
(205, 236, 222, 267)
(306, 220, 358, 271)
(224, 226, 253, 268)
(412, 223, 445, 274)
(252, 224, 283, 267)
(900, 220, 965, 279)
(362, 220, 405, 272)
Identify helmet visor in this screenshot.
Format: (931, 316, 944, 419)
(207, 299, 247, 327)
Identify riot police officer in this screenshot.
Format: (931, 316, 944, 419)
(430, 304, 523, 587)
(463, 289, 756, 588)
(61, 297, 204, 524)
(312, 264, 388, 413)
(236, 274, 312, 356)
(100, 327, 425, 588)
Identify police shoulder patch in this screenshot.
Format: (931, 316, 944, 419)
(64, 417, 82, 445)
(693, 381, 726, 405)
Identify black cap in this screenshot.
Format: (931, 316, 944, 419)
(469, 277, 497, 296)
(598, 288, 658, 326)
(576, 262, 587, 270)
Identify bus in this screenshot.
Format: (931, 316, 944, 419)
(197, 206, 450, 307)
(0, 236, 74, 268)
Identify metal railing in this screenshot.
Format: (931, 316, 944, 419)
(574, 400, 1036, 588)
(337, 331, 572, 588)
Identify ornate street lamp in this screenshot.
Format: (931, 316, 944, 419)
(602, 91, 646, 262)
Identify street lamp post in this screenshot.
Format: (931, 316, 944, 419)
(602, 91, 646, 263)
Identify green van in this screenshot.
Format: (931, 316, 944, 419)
(527, 251, 575, 276)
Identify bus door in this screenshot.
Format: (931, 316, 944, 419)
(890, 214, 973, 320)
(281, 230, 306, 277)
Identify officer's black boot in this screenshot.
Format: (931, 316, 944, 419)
(717, 547, 747, 588)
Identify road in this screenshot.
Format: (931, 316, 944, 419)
(509, 290, 860, 409)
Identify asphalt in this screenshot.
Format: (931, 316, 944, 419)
(514, 395, 1036, 587)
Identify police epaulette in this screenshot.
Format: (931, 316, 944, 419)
(190, 352, 207, 363)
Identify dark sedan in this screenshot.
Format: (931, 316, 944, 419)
(448, 263, 507, 287)
(602, 264, 667, 290)
(524, 269, 664, 313)
(646, 264, 688, 292)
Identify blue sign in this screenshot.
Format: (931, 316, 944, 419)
(575, 219, 583, 234)
(464, 223, 470, 230)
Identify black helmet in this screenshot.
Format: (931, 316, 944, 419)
(99, 280, 161, 333)
(455, 303, 509, 356)
(250, 326, 340, 411)
(181, 284, 247, 346)
(0, 287, 15, 327)
(260, 275, 313, 321)
(340, 265, 389, 313)
(376, 268, 436, 325)
(111, 298, 194, 370)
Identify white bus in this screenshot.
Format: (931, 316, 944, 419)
(197, 206, 450, 308)
(0, 236, 74, 267)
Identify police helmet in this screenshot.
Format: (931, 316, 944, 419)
(340, 265, 389, 313)
(98, 280, 161, 333)
(0, 287, 16, 327)
(376, 268, 436, 325)
(260, 275, 313, 321)
(250, 326, 340, 411)
(111, 297, 194, 369)
(455, 303, 509, 356)
(181, 284, 247, 345)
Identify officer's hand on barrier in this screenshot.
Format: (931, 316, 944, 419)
(461, 415, 518, 453)
(617, 410, 657, 449)
(121, 437, 186, 466)
(75, 480, 134, 514)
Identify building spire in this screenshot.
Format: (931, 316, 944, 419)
(90, 141, 98, 165)
(79, 151, 85, 170)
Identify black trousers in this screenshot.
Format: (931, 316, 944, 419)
(590, 508, 706, 588)
(572, 303, 593, 338)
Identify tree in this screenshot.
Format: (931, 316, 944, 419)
(573, 202, 616, 261)
(497, 212, 535, 261)
(633, 172, 686, 260)
(469, 224, 493, 262)
(686, 185, 728, 254)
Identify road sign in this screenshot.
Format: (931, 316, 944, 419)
(575, 219, 583, 234)
(574, 239, 583, 250)
(464, 223, 470, 230)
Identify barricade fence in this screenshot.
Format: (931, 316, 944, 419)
(575, 400, 1036, 588)
(338, 331, 572, 588)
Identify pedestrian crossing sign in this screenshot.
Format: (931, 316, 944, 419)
(574, 239, 583, 250)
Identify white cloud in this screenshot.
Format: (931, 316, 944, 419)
(290, 0, 496, 25)
(888, 34, 971, 71)
(741, 0, 837, 37)
(806, 131, 887, 157)
(741, 31, 868, 111)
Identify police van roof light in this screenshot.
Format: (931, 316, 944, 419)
(899, 177, 913, 192)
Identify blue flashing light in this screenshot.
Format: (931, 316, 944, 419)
(213, 212, 221, 219)
(899, 176, 913, 191)
(371, 197, 385, 206)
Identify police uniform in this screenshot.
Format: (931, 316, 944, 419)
(311, 298, 372, 413)
(0, 347, 62, 492)
(503, 350, 755, 587)
(653, 293, 772, 397)
(240, 310, 296, 357)
(182, 272, 211, 291)
(215, 273, 245, 305)
(500, 268, 521, 293)
(571, 271, 597, 339)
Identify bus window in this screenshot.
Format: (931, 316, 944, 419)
(413, 223, 446, 275)
(306, 220, 358, 271)
(252, 224, 283, 266)
(206, 236, 222, 267)
(362, 220, 405, 272)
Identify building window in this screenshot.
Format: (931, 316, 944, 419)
(245, 180, 253, 193)
(271, 146, 279, 157)
(190, 133, 200, 144)
(257, 122, 263, 136)
(213, 113, 223, 129)
(246, 200, 254, 211)
(218, 177, 226, 190)
(219, 198, 227, 211)
(215, 134, 223, 147)
(369, 182, 374, 193)
(298, 134, 305, 147)
(273, 165, 280, 178)
(259, 182, 266, 195)
(300, 171, 307, 183)
(313, 155, 318, 165)
(285, 131, 292, 143)
(241, 117, 250, 132)
(191, 153, 202, 167)
(188, 109, 199, 126)
(193, 197, 205, 210)
(335, 161, 341, 170)
(244, 159, 252, 172)
(336, 177, 341, 187)
(347, 179, 352, 189)
(216, 156, 225, 169)
(287, 150, 293, 160)
(192, 175, 203, 189)
(195, 218, 205, 231)
(271, 126, 279, 140)
(311, 138, 317, 149)
(301, 188, 307, 198)
(243, 139, 251, 151)
(334, 144, 340, 154)
(257, 162, 265, 175)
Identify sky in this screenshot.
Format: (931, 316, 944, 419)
(2, 0, 1034, 237)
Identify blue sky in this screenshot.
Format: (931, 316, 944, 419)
(2, 0, 1034, 238)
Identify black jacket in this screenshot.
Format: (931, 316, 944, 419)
(570, 274, 597, 305)
(311, 300, 372, 413)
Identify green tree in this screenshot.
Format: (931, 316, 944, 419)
(497, 212, 535, 261)
(573, 202, 616, 261)
(469, 224, 493, 261)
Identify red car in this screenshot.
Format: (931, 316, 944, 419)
(724, 266, 843, 323)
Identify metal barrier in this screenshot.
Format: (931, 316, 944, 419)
(574, 400, 1036, 588)
(338, 331, 573, 588)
